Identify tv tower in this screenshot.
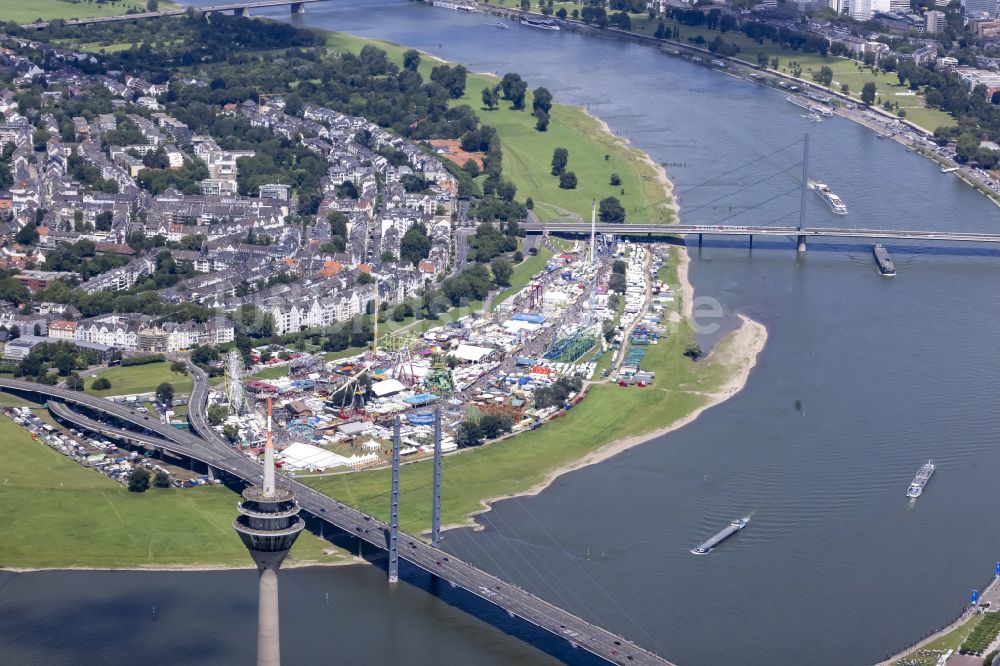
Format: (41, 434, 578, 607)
(233, 398, 304, 666)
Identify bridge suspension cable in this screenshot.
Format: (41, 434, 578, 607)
(599, 137, 806, 224)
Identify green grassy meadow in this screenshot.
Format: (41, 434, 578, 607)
(0, 414, 344, 568)
(84, 361, 193, 397)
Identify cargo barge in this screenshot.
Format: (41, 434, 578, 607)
(691, 516, 749, 555)
(873, 244, 896, 276)
(907, 461, 935, 498)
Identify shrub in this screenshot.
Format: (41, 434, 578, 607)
(121, 354, 165, 367)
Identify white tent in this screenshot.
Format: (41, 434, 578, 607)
(371, 378, 406, 398)
(450, 344, 495, 363)
(277, 442, 349, 471)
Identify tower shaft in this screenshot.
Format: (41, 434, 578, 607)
(256, 567, 281, 666)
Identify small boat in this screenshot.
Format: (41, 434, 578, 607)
(941, 166, 959, 173)
(807, 113, 823, 123)
(493, 21, 510, 29)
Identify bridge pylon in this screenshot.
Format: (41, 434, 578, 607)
(797, 133, 809, 253)
(291, 1, 305, 12)
(388, 416, 400, 583)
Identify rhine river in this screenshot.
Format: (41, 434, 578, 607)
(5, 2, 1000, 664)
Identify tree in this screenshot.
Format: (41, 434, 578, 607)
(403, 49, 421, 71)
(16, 222, 38, 246)
(481, 86, 498, 110)
(532, 87, 553, 115)
(684, 342, 704, 360)
(154, 470, 171, 488)
(479, 413, 513, 439)
(956, 133, 980, 163)
(599, 196, 626, 223)
(463, 159, 480, 178)
(609, 273, 627, 294)
(559, 172, 577, 189)
(66, 374, 85, 391)
(146, 0, 159, 10)
(170, 361, 187, 375)
(557, 7, 567, 18)
(206, 402, 229, 426)
(612, 259, 627, 275)
(491, 257, 513, 287)
(92, 377, 112, 391)
(500, 73, 528, 110)
(128, 467, 151, 493)
(400, 224, 432, 266)
(455, 421, 483, 448)
(156, 382, 174, 406)
(534, 110, 549, 132)
(95, 211, 114, 231)
(817, 66, 833, 87)
(610, 173, 621, 186)
(861, 82, 877, 106)
(284, 93, 304, 117)
(841, 83, 850, 94)
(551, 147, 569, 176)
(430, 64, 468, 98)
(223, 423, 240, 443)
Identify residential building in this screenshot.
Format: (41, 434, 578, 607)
(48, 319, 78, 340)
(259, 183, 291, 201)
(75, 315, 141, 351)
(925, 9, 946, 33)
(964, 0, 998, 18)
(851, 0, 889, 20)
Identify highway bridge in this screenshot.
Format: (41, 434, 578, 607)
(0, 374, 673, 666)
(21, 0, 328, 29)
(523, 222, 1000, 248)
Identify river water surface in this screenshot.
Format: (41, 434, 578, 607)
(4, 2, 1000, 664)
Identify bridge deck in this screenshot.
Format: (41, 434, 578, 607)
(524, 222, 1000, 243)
(0, 375, 672, 666)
